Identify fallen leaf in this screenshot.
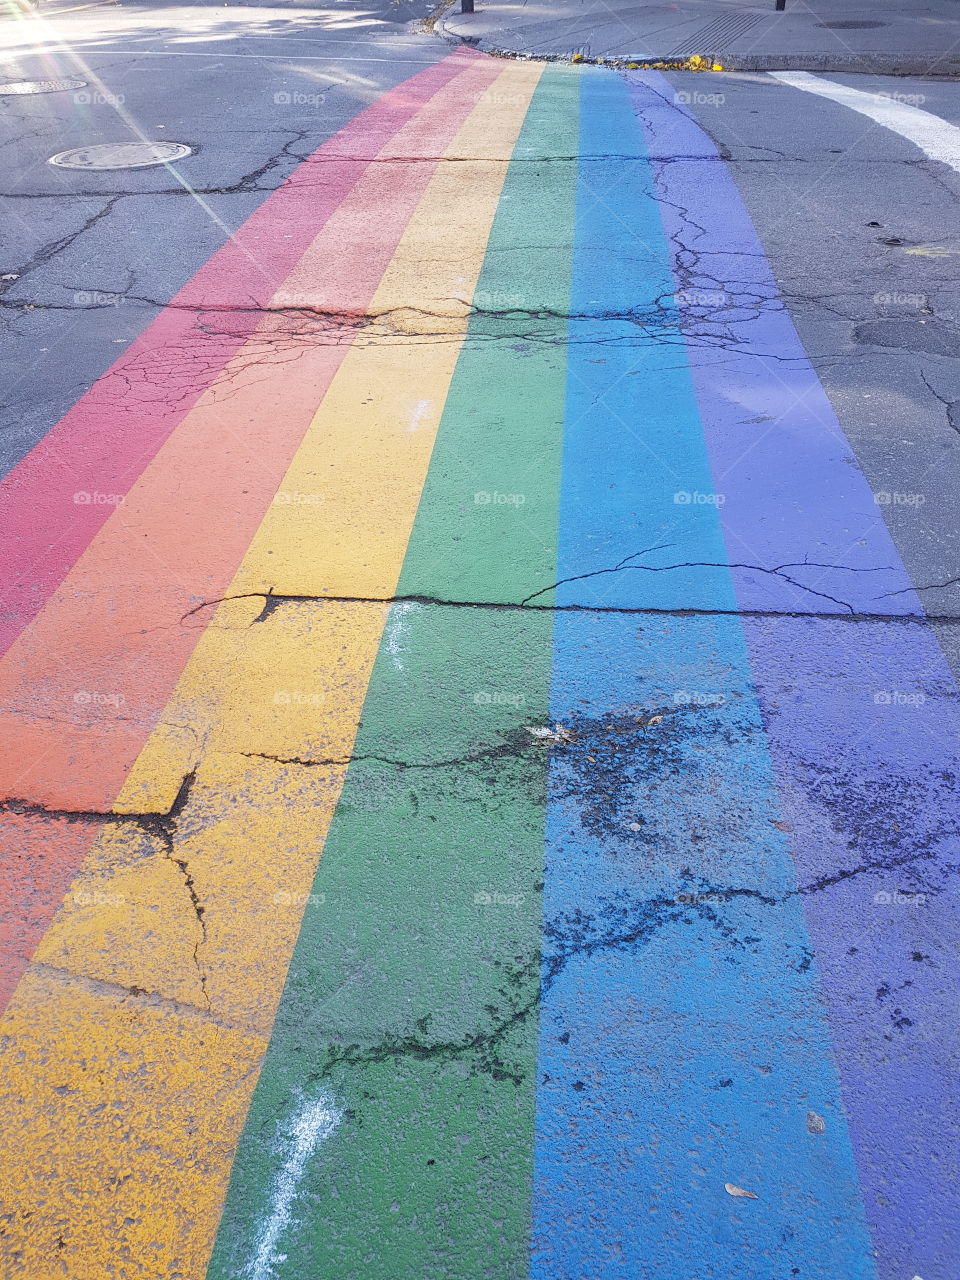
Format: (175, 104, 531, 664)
(647, 715, 663, 726)
(628, 822, 643, 832)
(724, 1183, 758, 1199)
(587, 755, 596, 762)
(806, 1110, 826, 1135)
(770, 820, 793, 833)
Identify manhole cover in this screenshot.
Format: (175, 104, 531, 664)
(0, 77, 87, 94)
(48, 141, 193, 170)
(817, 20, 886, 28)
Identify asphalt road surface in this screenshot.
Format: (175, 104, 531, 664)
(0, 7, 958, 1279)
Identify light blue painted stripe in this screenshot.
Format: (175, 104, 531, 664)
(530, 68, 878, 1280)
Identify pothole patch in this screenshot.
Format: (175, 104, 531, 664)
(48, 141, 193, 170)
(0, 78, 88, 94)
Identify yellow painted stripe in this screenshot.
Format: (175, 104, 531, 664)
(0, 61, 542, 1280)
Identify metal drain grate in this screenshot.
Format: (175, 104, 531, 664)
(48, 141, 193, 170)
(0, 77, 87, 95)
(669, 11, 764, 55)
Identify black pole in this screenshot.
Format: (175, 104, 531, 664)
(775, 0, 785, 10)
(461, 0, 474, 12)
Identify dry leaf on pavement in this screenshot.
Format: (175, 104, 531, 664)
(724, 1183, 758, 1199)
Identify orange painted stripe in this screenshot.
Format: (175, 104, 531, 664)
(0, 813, 94, 1006)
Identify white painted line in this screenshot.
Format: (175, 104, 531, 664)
(770, 70, 960, 176)
(246, 1091, 343, 1280)
(386, 599, 420, 671)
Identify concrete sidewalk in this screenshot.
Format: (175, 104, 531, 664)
(439, 0, 960, 74)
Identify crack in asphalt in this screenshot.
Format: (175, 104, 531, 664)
(882, 573, 960, 598)
(0, 770, 211, 1006)
(29, 961, 259, 1033)
(179, 582, 960, 628)
(239, 732, 533, 774)
(518, 546, 900, 613)
(0, 195, 122, 296)
(296, 829, 949, 1085)
(2, 296, 805, 362)
(303, 889, 751, 1086)
(918, 366, 960, 436)
(4, 695, 953, 1075)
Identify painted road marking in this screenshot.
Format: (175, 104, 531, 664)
(0, 50, 479, 659)
(771, 70, 960, 176)
(247, 1091, 343, 1280)
(0, 57, 954, 1280)
(632, 71, 960, 1279)
(531, 68, 877, 1280)
(0, 60, 540, 1279)
(627, 74, 919, 615)
(904, 245, 960, 256)
(0, 55, 501, 1009)
(207, 64, 577, 1279)
(0, 56, 498, 810)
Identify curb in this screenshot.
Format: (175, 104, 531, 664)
(436, 16, 960, 77)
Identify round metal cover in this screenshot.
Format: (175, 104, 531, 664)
(48, 141, 193, 170)
(817, 20, 886, 28)
(0, 78, 87, 95)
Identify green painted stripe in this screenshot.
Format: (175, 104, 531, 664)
(397, 69, 580, 607)
(207, 67, 580, 1280)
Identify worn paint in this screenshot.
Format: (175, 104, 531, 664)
(0, 52, 502, 1011)
(0, 52, 483, 659)
(0, 55, 955, 1280)
(0, 61, 540, 1278)
(208, 64, 576, 1279)
(630, 72, 960, 1279)
(531, 68, 877, 1280)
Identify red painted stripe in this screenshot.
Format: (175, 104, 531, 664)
(0, 50, 480, 661)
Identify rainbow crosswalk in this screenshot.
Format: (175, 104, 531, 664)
(0, 56, 956, 1280)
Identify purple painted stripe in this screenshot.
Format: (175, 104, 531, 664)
(629, 74, 921, 617)
(629, 72, 960, 1280)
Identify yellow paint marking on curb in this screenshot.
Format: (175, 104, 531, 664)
(0, 61, 542, 1280)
